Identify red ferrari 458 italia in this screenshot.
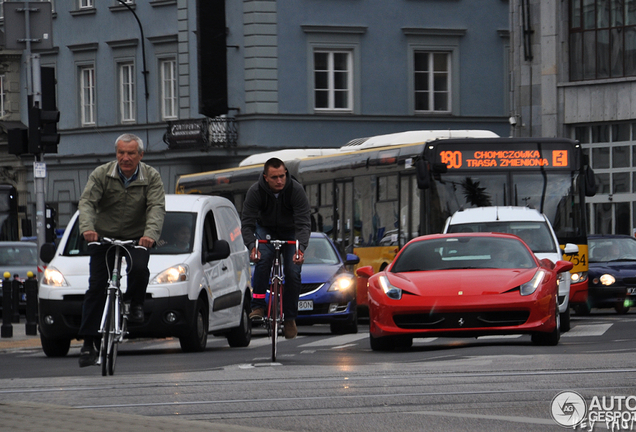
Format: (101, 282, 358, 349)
(359, 233, 573, 351)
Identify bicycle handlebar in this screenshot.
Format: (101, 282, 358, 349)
(255, 239, 300, 260)
(88, 237, 145, 249)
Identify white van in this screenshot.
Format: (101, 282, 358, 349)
(38, 194, 252, 357)
(443, 206, 579, 332)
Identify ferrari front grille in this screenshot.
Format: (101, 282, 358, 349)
(393, 311, 530, 330)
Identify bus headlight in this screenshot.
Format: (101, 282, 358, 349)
(570, 271, 588, 284)
(328, 274, 355, 292)
(150, 265, 188, 284)
(42, 267, 68, 287)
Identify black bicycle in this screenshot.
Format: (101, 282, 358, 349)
(89, 237, 143, 376)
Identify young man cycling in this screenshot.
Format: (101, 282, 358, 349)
(77, 133, 165, 367)
(241, 158, 311, 339)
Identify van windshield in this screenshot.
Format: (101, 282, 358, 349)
(446, 221, 556, 253)
(62, 212, 197, 256)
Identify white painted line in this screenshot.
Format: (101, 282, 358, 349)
(562, 324, 612, 337)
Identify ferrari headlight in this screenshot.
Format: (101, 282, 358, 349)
(378, 275, 402, 300)
(520, 270, 547, 296)
(599, 274, 616, 286)
(328, 274, 355, 292)
(150, 265, 188, 284)
(42, 267, 68, 287)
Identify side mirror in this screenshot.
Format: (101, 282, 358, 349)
(415, 159, 430, 190)
(563, 243, 579, 255)
(356, 265, 374, 278)
(584, 165, 597, 197)
(345, 253, 360, 265)
(206, 239, 230, 262)
(40, 242, 57, 264)
(555, 260, 574, 274)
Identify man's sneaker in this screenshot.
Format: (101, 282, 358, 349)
(128, 305, 144, 323)
(249, 308, 264, 320)
(283, 320, 297, 339)
(78, 346, 97, 368)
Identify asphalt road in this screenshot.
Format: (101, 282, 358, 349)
(1, 311, 635, 432)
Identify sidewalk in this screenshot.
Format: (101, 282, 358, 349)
(0, 401, 287, 432)
(0, 319, 48, 351)
(0, 323, 290, 432)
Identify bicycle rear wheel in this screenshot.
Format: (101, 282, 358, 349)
(100, 293, 115, 376)
(270, 280, 280, 362)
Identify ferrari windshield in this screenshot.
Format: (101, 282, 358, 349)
(391, 236, 536, 272)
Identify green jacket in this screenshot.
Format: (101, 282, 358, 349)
(79, 160, 166, 242)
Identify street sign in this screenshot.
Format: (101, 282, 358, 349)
(3, 2, 53, 50)
(33, 162, 46, 179)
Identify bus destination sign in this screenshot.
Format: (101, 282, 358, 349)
(436, 146, 571, 170)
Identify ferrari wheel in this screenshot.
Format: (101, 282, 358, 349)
(369, 334, 393, 351)
(532, 297, 561, 346)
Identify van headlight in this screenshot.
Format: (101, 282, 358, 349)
(378, 275, 402, 300)
(42, 267, 68, 287)
(327, 274, 355, 292)
(520, 270, 546, 296)
(150, 265, 188, 284)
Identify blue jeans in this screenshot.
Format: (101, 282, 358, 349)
(251, 226, 302, 320)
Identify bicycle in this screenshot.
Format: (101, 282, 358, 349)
(254, 238, 299, 362)
(88, 237, 143, 376)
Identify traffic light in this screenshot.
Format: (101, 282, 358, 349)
(7, 128, 29, 155)
(27, 67, 60, 155)
(45, 205, 56, 243)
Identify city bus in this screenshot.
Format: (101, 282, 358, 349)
(176, 130, 596, 311)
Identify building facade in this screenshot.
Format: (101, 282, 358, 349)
(509, 0, 636, 235)
(0, 0, 510, 234)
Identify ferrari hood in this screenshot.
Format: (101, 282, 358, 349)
(387, 268, 537, 296)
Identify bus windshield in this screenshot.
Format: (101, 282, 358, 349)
(431, 171, 584, 243)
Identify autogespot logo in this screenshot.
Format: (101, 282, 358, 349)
(551, 391, 587, 428)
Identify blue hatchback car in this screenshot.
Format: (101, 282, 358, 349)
(584, 234, 636, 314)
(295, 232, 360, 334)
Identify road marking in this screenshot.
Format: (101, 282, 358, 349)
(562, 323, 612, 337)
(299, 333, 368, 347)
(407, 410, 555, 426)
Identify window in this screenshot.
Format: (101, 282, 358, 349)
(119, 63, 135, 123)
(80, 66, 95, 126)
(80, 0, 93, 8)
(160, 59, 177, 120)
(0, 75, 5, 118)
(570, 0, 636, 80)
(313, 51, 353, 111)
(414, 51, 451, 113)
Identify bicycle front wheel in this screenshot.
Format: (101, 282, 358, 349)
(100, 294, 115, 376)
(107, 296, 121, 376)
(270, 280, 280, 362)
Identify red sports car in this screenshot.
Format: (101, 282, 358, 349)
(358, 233, 573, 351)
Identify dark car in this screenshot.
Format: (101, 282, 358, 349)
(296, 233, 360, 334)
(0, 241, 38, 312)
(581, 234, 636, 314)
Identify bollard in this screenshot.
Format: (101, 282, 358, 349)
(24, 272, 38, 336)
(1, 272, 13, 338)
(11, 276, 20, 324)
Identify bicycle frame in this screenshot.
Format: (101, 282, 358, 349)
(92, 238, 137, 376)
(256, 238, 299, 362)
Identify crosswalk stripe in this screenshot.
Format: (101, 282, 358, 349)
(562, 323, 612, 337)
(299, 333, 368, 347)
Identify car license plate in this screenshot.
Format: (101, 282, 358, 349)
(628, 288, 636, 294)
(298, 300, 313, 311)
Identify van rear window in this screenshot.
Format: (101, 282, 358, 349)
(447, 221, 556, 253)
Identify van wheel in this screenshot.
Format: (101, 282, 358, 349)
(179, 298, 208, 353)
(227, 301, 252, 347)
(40, 334, 71, 357)
(560, 307, 571, 333)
